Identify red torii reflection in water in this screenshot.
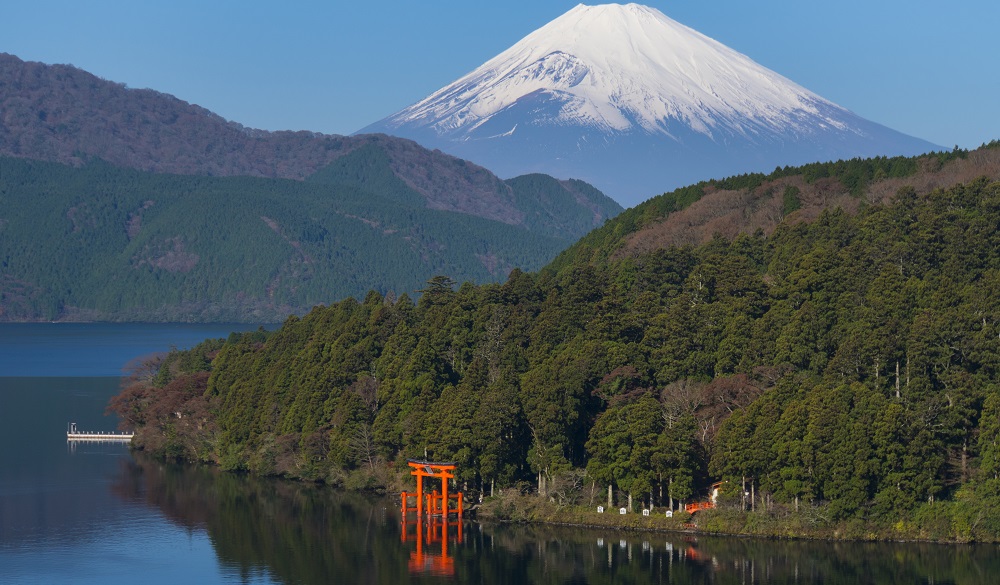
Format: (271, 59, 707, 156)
(400, 460, 465, 576)
(400, 514, 464, 576)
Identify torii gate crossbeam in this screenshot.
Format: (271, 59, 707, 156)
(401, 460, 463, 519)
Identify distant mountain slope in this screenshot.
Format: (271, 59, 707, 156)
(548, 143, 1000, 273)
(303, 140, 621, 240)
(0, 157, 574, 322)
(359, 3, 941, 207)
(0, 53, 621, 240)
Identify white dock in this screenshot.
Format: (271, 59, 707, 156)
(66, 422, 133, 442)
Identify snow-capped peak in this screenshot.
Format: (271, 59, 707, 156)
(388, 3, 841, 139)
(359, 3, 939, 206)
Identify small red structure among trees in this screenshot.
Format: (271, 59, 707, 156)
(685, 481, 724, 514)
(401, 460, 464, 519)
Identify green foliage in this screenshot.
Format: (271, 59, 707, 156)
(547, 147, 985, 274)
(979, 392, 1000, 480)
(0, 156, 575, 321)
(505, 174, 623, 237)
(117, 170, 1000, 539)
(305, 142, 427, 207)
(781, 185, 801, 216)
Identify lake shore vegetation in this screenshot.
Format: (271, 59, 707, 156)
(111, 148, 1000, 543)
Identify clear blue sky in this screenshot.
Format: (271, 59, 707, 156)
(5, 1, 997, 149)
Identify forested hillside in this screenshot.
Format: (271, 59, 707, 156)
(0, 53, 621, 238)
(0, 157, 585, 321)
(114, 146, 1000, 541)
(552, 143, 1000, 269)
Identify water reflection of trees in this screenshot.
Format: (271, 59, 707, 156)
(114, 454, 1000, 584)
(114, 454, 418, 584)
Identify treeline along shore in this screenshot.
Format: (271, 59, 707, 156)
(111, 146, 1000, 543)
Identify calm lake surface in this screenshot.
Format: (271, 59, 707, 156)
(1, 323, 998, 584)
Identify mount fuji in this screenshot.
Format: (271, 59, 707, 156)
(359, 3, 941, 207)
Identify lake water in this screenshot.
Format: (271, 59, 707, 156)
(1, 323, 998, 584)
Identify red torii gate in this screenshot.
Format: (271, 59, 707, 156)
(401, 460, 464, 520)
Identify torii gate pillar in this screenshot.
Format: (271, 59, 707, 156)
(402, 460, 461, 519)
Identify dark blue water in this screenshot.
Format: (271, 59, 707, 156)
(0, 322, 262, 376)
(0, 323, 274, 584)
(1, 324, 998, 584)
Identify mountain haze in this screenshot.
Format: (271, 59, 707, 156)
(360, 3, 941, 207)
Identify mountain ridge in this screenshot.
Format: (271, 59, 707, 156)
(0, 52, 623, 322)
(546, 142, 1000, 275)
(0, 52, 621, 236)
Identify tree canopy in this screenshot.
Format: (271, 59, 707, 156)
(114, 151, 1000, 540)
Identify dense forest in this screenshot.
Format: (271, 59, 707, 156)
(114, 145, 1000, 541)
(0, 154, 616, 322)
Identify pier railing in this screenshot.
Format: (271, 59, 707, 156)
(66, 422, 133, 442)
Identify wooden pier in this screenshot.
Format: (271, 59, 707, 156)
(66, 422, 133, 442)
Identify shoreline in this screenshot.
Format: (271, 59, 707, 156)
(126, 441, 999, 546)
(474, 492, 998, 545)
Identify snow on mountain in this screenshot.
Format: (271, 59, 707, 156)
(359, 3, 941, 207)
